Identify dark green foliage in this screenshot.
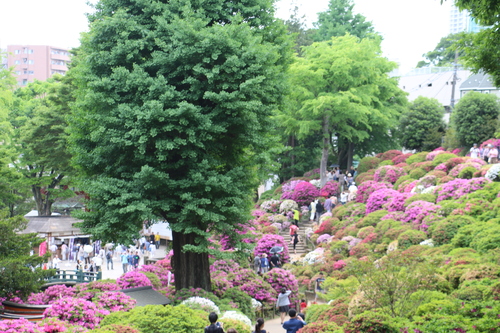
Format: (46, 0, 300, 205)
(100, 304, 206, 333)
(221, 287, 253, 319)
(417, 33, 464, 68)
(69, 0, 292, 290)
(0, 210, 55, 298)
(344, 311, 398, 333)
(408, 168, 426, 180)
(304, 304, 331, 323)
(397, 230, 427, 249)
(452, 91, 500, 147)
(429, 215, 476, 246)
(432, 153, 458, 166)
(399, 97, 445, 151)
(357, 156, 381, 174)
(458, 166, 479, 179)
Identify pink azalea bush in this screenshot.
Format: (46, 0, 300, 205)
(402, 200, 442, 230)
(434, 178, 490, 202)
(253, 234, 290, 263)
(116, 271, 153, 289)
(434, 163, 448, 173)
(426, 150, 447, 161)
(448, 162, 482, 177)
(74, 281, 120, 301)
(365, 189, 411, 214)
(320, 181, 340, 197)
(27, 285, 76, 305)
(373, 165, 407, 184)
(286, 181, 320, 205)
(398, 180, 418, 193)
(43, 297, 109, 329)
(0, 318, 42, 333)
(263, 268, 299, 305)
(93, 291, 136, 312)
(316, 234, 332, 244)
(356, 181, 393, 203)
(333, 260, 347, 270)
(259, 199, 281, 213)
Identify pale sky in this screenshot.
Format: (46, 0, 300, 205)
(0, 0, 453, 74)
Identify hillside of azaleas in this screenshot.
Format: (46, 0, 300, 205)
(269, 146, 500, 332)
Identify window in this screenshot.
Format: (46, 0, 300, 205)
(22, 79, 28, 85)
(14, 60, 20, 64)
(23, 70, 34, 75)
(14, 71, 21, 75)
(14, 49, 20, 54)
(22, 58, 27, 64)
(28, 60, 34, 64)
(23, 48, 33, 54)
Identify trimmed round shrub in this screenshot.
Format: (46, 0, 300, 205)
(374, 165, 407, 184)
(404, 193, 437, 207)
(406, 152, 428, 165)
(458, 166, 479, 179)
(409, 168, 426, 179)
(432, 153, 458, 166)
(356, 181, 393, 204)
(398, 230, 427, 249)
(380, 150, 403, 161)
(357, 156, 381, 174)
(344, 311, 398, 333)
(356, 210, 388, 228)
(429, 215, 477, 246)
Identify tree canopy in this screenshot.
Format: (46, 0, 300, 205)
(452, 91, 500, 147)
(279, 35, 406, 184)
(416, 33, 464, 68)
(69, 0, 292, 291)
(313, 0, 375, 42)
(398, 96, 446, 151)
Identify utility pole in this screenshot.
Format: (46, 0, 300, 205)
(450, 50, 459, 110)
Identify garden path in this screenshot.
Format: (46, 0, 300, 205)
(279, 219, 315, 256)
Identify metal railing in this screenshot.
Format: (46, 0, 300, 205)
(45, 270, 102, 284)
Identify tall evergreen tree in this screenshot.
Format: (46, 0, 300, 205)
(313, 0, 375, 42)
(69, 0, 292, 291)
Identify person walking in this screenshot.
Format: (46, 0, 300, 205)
(282, 309, 306, 333)
(488, 144, 499, 164)
(260, 254, 270, 274)
(270, 253, 281, 269)
(315, 199, 323, 222)
(470, 143, 480, 158)
(121, 250, 129, 273)
(204, 312, 224, 333)
(106, 250, 114, 270)
(253, 318, 266, 333)
(309, 200, 316, 222)
(276, 288, 292, 325)
(291, 232, 301, 254)
(253, 254, 261, 274)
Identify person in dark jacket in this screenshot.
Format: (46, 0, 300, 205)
(282, 309, 306, 333)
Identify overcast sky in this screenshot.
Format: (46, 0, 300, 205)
(0, 0, 453, 74)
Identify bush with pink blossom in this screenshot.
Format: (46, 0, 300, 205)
(402, 200, 442, 230)
(355, 180, 393, 203)
(253, 234, 290, 263)
(434, 163, 448, 173)
(117, 271, 153, 290)
(27, 285, 76, 305)
(392, 153, 413, 165)
(43, 297, 109, 329)
(320, 181, 340, 197)
(448, 162, 482, 177)
(286, 181, 320, 205)
(398, 180, 418, 193)
(263, 268, 299, 305)
(480, 138, 500, 148)
(0, 318, 42, 333)
(317, 234, 332, 244)
(373, 165, 407, 184)
(333, 260, 347, 270)
(434, 178, 490, 202)
(365, 189, 411, 214)
(426, 150, 448, 161)
(74, 281, 120, 301)
(259, 199, 282, 213)
(94, 291, 136, 312)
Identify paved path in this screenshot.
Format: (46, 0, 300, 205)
(260, 316, 286, 333)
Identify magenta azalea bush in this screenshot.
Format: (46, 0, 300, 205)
(402, 200, 442, 230)
(93, 291, 136, 312)
(434, 178, 490, 202)
(116, 271, 153, 289)
(43, 297, 109, 329)
(373, 165, 407, 184)
(356, 181, 393, 203)
(74, 281, 120, 301)
(138, 264, 173, 287)
(263, 268, 299, 305)
(27, 285, 76, 305)
(286, 181, 320, 205)
(281, 180, 305, 200)
(0, 318, 42, 333)
(253, 234, 290, 263)
(320, 181, 340, 197)
(366, 189, 403, 214)
(426, 150, 448, 161)
(434, 163, 448, 173)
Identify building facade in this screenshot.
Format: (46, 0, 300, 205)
(449, 6, 484, 34)
(6, 45, 70, 85)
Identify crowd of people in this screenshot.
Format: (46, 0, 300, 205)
(470, 143, 499, 164)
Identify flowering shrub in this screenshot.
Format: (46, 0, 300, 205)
(44, 297, 109, 329)
(181, 296, 220, 314)
(117, 271, 153, 289)
(301, 247, 325, 265)
(0, 318, 42, 333)
(392, 153, 412, 165)
(320, 181, 340, 197)
(74, 281, 120, 301)
(263, 268, 299, 304)
(373, 165, 407, 184)
(485, 164, 500, 182)
(399, 180, 418, 193)
(434, 163, 448, 173)
(355, 181, 393, 203)
(304, 168, 321, 178)
(279, 199, 298, 213)
(27, 285, 76, 305)
(434, 178, 490, 202)
(480, 138, 500, 148)
(94, 291, 136, 312)
(316, 234, 332, 244)
(259, 199, 282, 213)
(309, 179, 321, 188)
(402, 200, 442, 230)
(357, 156, 381, 174)
(220, 311, 252, 329)
(138, 264, 172, 287)
(449, 162, 482, 177)
(253, 234, 290, 263)
(219, 317, 252, 333)
(426, 150, 447, 161)
(240, 279, 276, 305)
(445, 157, 466, 169)
(366, 189, 412, 214)
(333, 260, 347, 270)
(286, 181, 320, 205)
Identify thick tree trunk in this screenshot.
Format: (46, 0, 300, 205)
(320, 115, 330, 187)
(171, 230, 212, 291)
(347, 142, 354, 170)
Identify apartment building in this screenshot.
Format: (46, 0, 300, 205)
(6, 45, 70, 85)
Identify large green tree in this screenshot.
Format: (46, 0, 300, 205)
(398, 96, 446, 151)
(452, 91, 500, 147)
(69, 0, 291, 291)
(313, 0, 375, 42)
(279, 35, 406, 185)
(283, 6, 315, 56)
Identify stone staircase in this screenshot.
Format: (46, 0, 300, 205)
(280, 219, 316, 256)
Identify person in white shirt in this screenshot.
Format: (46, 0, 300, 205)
(470, 143, 480, 159)
(92, 255, 103, 272)
(52, 255, 61, 271)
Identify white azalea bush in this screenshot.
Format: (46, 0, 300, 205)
(251, 298, 262, 311)
(280, 199, 299, 213)
(486, 164, 500, 182)
(309, 179, 321, 189)
(221, 310, 252, 329)
(301, 248, 325, 265)
(181, 296, 220, 314)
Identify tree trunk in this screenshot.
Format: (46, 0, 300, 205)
(171, 230, 212, 291)
(347, 142, 354, 170)
(320, 115, 330, 187)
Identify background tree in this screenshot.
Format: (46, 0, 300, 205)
(69, 0, 291, 291)
(283, 6, 315, 56)
(279, 35, 406, 185)
(452, 91, 500, 147)
(453, 0, 500, 86)
(398, 96, 446, 151)
(313, 0, 375, 42)
(9, 77, 74, 216)
(416, 33, 465, 68)
(0, 209, 54, 298)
